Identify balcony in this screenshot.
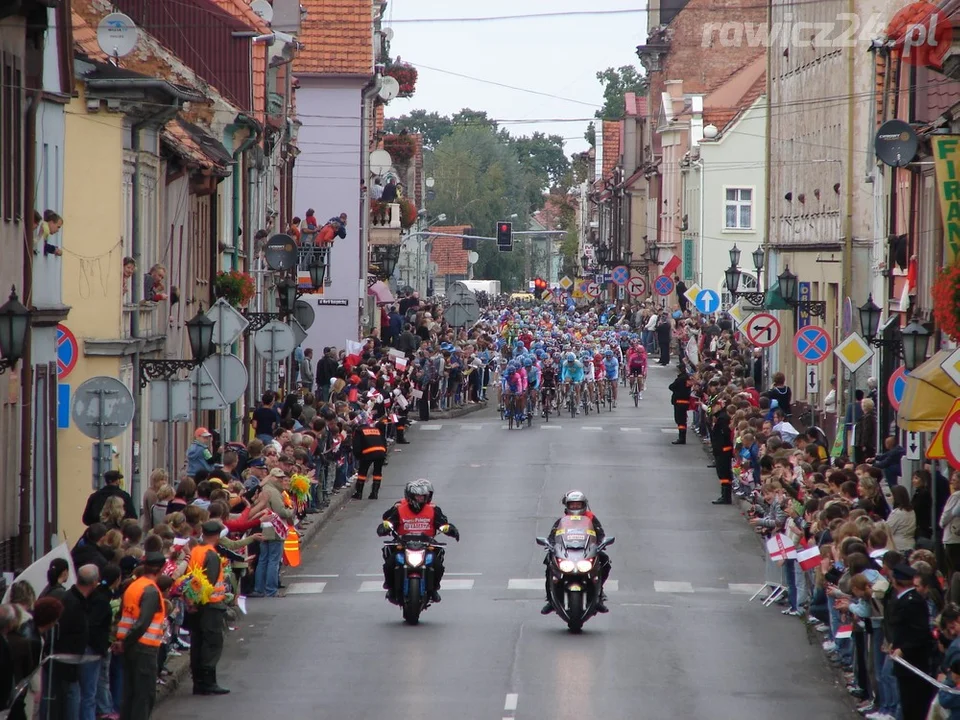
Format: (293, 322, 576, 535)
(83, 301, 167, 357)
(371, 201, 403, 247)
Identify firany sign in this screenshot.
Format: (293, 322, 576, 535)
(932, 135, 960, 265)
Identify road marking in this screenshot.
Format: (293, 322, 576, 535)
(501, 425, 509, 429)
(622, 603, 672, 608)
(606, 580, 619, 592)
(504, 694, 519, 712)
(358, 581, 385, 592)
(460, 424, 483, 430)
(446, 572, 483, 576)
(291, 574, 339, 578)
(582, 426, 602, 431)
(507, 579, 543, 590)
(654, 581, 695, 593)
(660, 428, 678, 434)
(728, 583, 764, 594)
(285, 582, 327, 594)
(419, 425, 442, 431)
(619, 427, 642, 432)
(540, 425, 562, 430)
(356, 573, 381, 577)
(440, 579, 475, 590)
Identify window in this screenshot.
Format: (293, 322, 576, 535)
(724, 188, 753, 230)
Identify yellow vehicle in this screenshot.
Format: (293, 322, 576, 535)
(510, 292, 535, 302)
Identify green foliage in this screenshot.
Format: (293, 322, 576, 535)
(584, 122, 596, 147)
(383, 110, 452, 150)
(510, 132, 570, 191)
(595, 66, 648, 121)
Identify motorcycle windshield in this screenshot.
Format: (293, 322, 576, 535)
(554, 516, 596, 554)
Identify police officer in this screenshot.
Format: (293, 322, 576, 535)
(669, 369, 692, 445)
(188, 521, 229, 695)
(115, 551, 166, 720)
(710, 397, 734, 505)
(352, 412, 387, 500)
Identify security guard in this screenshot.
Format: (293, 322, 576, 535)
(352, 412, 387, 500)
(669, 369, 692, 445)
(188, 521, 229, 695)
(115, 551, 166, 720)
(710, 397, 734, 505)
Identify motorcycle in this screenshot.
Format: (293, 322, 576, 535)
(382, 522, 453, 625)
(536, 515, 615, 632)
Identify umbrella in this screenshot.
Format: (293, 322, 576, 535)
(367, 280, 395, 305)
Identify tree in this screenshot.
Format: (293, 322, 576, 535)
(510, 132, 570, 191)
(584, 122, 596, 148)
(595, 66, 648, 120)
(451, 108, 497, 131)
(383, 110, 452, 150)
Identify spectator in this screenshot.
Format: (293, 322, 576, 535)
(887, 563, 934, 719)
(72, 524, 112, 569)
(854, 398, 877, 465)
(380, 178, 397, 203)
(887, 486, 917, 551)
(873, 436, 906, 488)
(186, 427, 215, 477)
(141, 468, 169, 531)
(941, 471, 960, 579)
(49, 565, 99, 720)
(121, 257, 136, 297)
(912, 470, 934, 544)
(82, 471, 136, 527)
(143, 264, 168, 302)
(304, 208, 319, 233)
(250, 468, 295, 598)
(39, 558, 70, 602)
(287, 216, 302, 244)
(317, 213, 348, 244)
(35, 209, 64, 257)
(253, 392, 282, 444)
(299, 348, 315, 390)
(767, 372, 793, 418)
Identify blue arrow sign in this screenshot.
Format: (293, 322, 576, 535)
(695, 289, 721, 314)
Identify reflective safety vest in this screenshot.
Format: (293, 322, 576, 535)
(187, 545, 227, 604)
(283, 526, 301, 567)
(117, 576, 164, 647)
(396, 500, 436, 536)
(358, 427, 386, 455)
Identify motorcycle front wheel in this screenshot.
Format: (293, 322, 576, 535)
(566, 589, 584, 633)
(403, 578, 423, 625)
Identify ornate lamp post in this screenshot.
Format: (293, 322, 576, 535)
(139, 306, 215, 387)
(0, 286, 30, 375)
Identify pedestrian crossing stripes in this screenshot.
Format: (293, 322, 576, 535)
(582, 426, 603, 431)
(619, 427, 642, 432)
(417, 423, 660, 432)
(419, 425, 442, 431)
(280, 578, 760, 595)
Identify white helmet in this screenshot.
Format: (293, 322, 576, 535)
(561, 490, 588, 515)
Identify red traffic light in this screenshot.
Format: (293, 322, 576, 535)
(500, 224, 509, 232)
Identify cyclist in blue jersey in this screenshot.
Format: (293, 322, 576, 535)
(560, 352, 584, 412)
(603, 348, 620, 408)
(523, 356, 541, 416)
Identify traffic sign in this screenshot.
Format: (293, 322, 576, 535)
(293, 300, 316, 331)
(806, 365, 819, 393)
(905, 430, 921, 460)
(254, 321, 296, 362)
(727, 301, 746, 326)
(192, 353, 248, 405)
(56, 323, 78, 379)
(654, 275, 674, 296)
(745, 312, 782, 347)
(793, 325, 832, 364)
(559, 275, 573, 290)
(542, 290, 554, 303)
(834, 332, 874, 373)
(627, 276, 647, 297)
(72, 376, 135, 440)
(887, 365, 909, 411)
(206, 299, 249, 347)
(683, 283, 701, 306)
(927, 398, 960, 459)
(941, 347, 960, 388)
(611, 266, 630, 286)
(695, 289, 721, 314)
(584, 281, 600, 299)
(942, 405, 960, 470)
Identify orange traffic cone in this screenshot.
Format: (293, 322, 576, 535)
(283, 526, 301, 567)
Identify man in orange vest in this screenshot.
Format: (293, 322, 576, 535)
(187, 521, 230, 695)
(351, 412, 387, 500)
(114, 551, 166, 720)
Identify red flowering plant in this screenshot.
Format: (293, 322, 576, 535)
(932, 260, 960, 342)
(384, 63, 417, 97)
(214, 270, 255, 307)
(398, 198, 417, 229)
(382, 133, 417, 166)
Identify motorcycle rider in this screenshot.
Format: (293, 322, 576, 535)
(377, 479, 459, 603)
(541, 490, 610, 615)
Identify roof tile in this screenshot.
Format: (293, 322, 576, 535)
(206, 0, 268, 121)
(429, 225, 471, 277)
(702, 71, 766, 134)
(72, 10, 107, 61)
(602, 120, 621, 178)
(294, 0, 374, 76)
(161, 118, 232, 176)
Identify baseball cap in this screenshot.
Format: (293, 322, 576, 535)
(201, 521, 224, 536)
(195, 427, 212, 439)
(269, 467, 286, 479)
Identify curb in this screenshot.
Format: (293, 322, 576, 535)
(428, 401, 489, 420)
(155, 480, 355, 702)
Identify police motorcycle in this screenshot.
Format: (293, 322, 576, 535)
(381, 522, 455, 625)
(537, 515, 615, 632)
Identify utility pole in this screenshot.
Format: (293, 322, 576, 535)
(524, 237, 531, 287)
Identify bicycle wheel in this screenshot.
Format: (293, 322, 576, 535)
(633, 378, 639, 407)
(594, 385, 601, 414)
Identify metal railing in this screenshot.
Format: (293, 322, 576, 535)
(122, 301, 166, 339)
(891, 655, 960, 695)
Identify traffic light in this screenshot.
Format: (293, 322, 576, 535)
(533, 277, 547, 299)
(496, 221, 512, 252)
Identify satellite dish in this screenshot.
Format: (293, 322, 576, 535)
(370, 149, 393, 176)
(425, 177, 435, 188)
(250, 0, 274, 22)
(467, 251, 479, 264)
(379, 76, 400, 102)
(263, 234, 298, 271)
(875, 119, 918, 168)
(96, 12, 139, 58)
(382, 27, 395, 41)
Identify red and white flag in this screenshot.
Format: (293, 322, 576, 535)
(797, 542, 822, 571)
(766, 533, 797, 561)
(346, 339, 364, 364)
(835, 624, 853, 639)
(395, 356, 408, 370)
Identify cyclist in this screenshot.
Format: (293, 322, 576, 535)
(501, 361, 521, 419)
(582, 351, 597, 407)
(540, 357, 558, 416)
(524, 356, 541, 416)
(560, 352, 584, 413)
(626, 342, 648, 401)
(602, 348, 620, 408)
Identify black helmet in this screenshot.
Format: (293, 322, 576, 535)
(405, 479, 433, 513)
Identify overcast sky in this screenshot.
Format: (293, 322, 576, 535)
(383, 1, 648, 156)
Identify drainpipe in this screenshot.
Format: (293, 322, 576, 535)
(18, 90, 39, 566)
(359, 67, 383, 327)
(698, 158, 705, 288)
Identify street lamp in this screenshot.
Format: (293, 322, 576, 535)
(308, 255, 327, 289)
(646, 243, 660, 265)
(858, 294, 883, 343)
(139, 304, 215, 387)
(580, 252, 589, 270)
(777, 265, 798, 303)
(901, 318, 931, 371)
(0, 286, 30, 375)
(276, 277, 298, 316)
(623, 250, 633, 267)
(724, 264, 742, 294)
(729, 244, 741, 268)
(752, 246, 765, 274)
(596, 244, 609, 266)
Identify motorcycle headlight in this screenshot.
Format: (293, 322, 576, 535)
(406, 549, 425, 567)
(576, 560, 593, 573)
(558, 560, 576, 573)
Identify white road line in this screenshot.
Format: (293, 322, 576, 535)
(540, 425, 562, 430)
(507, 579, 543, 590)
(356, 573, 381, 577)
(582, 426, 603, 431)
(440, 579, 475, 590)
(654, 581, 695, 593)
(460, 424, 484, 430)
(358, 581, 385, 592)
(619, 427, 642, 432)
(419, 425, 442, 431)
(621, 603, 672, 608)
(446, 572, 483, 576)
(605, 580, 619, 592)
(728, 583, 763, 594)
(286, 582, 327, 594)
(291, 574, 339, 578)
(504, 694, 519, 712)
(660, 428, 678, 434)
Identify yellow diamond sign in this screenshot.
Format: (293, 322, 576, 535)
(834, 332, 873, 373)
(559, 275, 573, 290)
(941, 347, 960, 388)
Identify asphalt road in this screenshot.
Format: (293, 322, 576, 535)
(155, 366, 852, 720)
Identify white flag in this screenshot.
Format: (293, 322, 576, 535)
(765, 533, 797, 561)
(1, 539, 77, 603)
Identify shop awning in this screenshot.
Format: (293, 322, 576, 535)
(896, 349, 960, 432)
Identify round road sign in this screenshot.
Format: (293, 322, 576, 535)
(611, 266, 630, 286)
(56, 324, 79, 379)
(943, 406, 960, 470)
(627, 276, 647, 297)
(654, 275, 674, 296)
(71, 376, 136, 440)
(887, 365, 909, 411)
(253, 320, 297, 362)
(745, 312, 782, 348)
(585, 281, 600, 299)
(793, 325, 832, 364)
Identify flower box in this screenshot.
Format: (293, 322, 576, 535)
(385, 63, 417, 98)
(214, 270, 255, 307)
